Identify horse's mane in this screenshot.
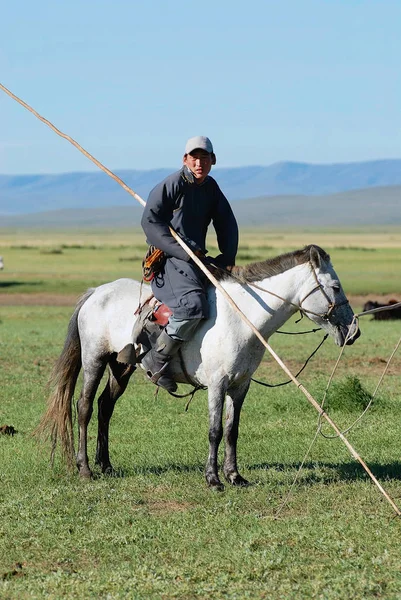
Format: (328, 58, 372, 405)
(220, 245, 330, 283)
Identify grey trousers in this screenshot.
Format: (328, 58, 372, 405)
(152, 257, 209, 321)
(165, 315, 202, 341)
(151, 256, 209, 342)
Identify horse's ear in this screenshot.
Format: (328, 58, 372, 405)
(309, 245, 321, 269)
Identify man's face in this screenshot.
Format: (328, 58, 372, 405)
(183, 150, 213, 183)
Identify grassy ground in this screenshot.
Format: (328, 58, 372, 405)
(1, 227, 401, 297)
(1, 228, 401, 598)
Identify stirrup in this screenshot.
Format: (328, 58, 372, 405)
(146, 364, 177, 393)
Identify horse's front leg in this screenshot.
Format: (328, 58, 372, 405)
(223, 381, 250, 486)
(205, 383, 226, 491)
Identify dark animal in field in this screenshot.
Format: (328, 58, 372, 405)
(363, 299, 401, 320)
(0, 425, 17, 436)
(36, 245, 360, 490)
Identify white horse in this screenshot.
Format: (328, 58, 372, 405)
(38, 245, 360, 490)
(0, 256, 3, 270)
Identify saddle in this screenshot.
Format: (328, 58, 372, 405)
(116, 296, 172, 365)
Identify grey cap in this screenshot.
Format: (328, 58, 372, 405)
(185, 136, 214, 155)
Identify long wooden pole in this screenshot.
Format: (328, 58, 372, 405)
(2, 82, 400, 516)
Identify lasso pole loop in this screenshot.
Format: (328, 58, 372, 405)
(2, 82, 400, 517)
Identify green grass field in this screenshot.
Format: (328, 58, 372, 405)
(1, 228, 401, 598)
(1, 226, 401, 297)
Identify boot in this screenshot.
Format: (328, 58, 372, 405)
(141, 330, 181, 392)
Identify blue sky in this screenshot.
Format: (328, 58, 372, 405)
(1, 0, 400, 174)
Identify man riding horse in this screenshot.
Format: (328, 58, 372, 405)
(139, 136, 239, 392)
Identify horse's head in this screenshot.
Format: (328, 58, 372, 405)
(299, 246, 360, 346)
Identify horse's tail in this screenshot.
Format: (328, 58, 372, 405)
(35, 288, 96, 467)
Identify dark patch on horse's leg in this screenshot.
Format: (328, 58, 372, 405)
(223, 383, 250, 487)
(95, 357, 135, 474)
(76, 359, 107, 478)
(205, 386, 225, 491)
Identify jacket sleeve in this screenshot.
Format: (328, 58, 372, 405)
(141, 179, 191, 262)
(211, 186, 239, 266)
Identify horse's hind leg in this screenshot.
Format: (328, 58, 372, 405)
(205, 383, 226, 491)
(223, 381, 250, 486)
(95, 357, 136, 474)
(76, 359, 107, 478)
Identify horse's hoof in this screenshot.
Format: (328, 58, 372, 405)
(207, 480, 224, 492)
(206, 476, 225, 492)
(225, 473, 250, 487)
(101, 464, 112, 474)
(209, 482, 225, 492)
(78, 467, 93, 479)
(102, 465, 119, 477)
(95, 459, 112, 473)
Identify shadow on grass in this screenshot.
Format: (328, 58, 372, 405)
(92, 460, 401, 486)
(0, 280, 42, 288)
(247, 460, 401, 484)
(92, 462, 205, 480)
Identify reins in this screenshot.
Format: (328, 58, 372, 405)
(251, 333, 328, 388)
(216, 259, 350, 322)
(246, 261, 350, 321)
(169, 350, 207, 411)
(166, 259, 342, 395)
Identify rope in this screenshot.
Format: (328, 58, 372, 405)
(167, 349, 206, 409)
(320, 333, 401, 439)
(273, 321, 401, 514)
(276, 327, 322, 335)
(358, 302, 401, 317)
(274, 426, 322, 518)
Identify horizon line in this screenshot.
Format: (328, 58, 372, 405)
(1, 156, 401, 178)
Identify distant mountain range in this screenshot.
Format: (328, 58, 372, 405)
(1, 185, 399, 228)
(1, 159, 401, 217)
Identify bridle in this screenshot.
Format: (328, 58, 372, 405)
(246, 261, 349, 322)
(297, 262, 350, 321)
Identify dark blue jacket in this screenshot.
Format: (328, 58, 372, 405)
(141, 166, 238, 267)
